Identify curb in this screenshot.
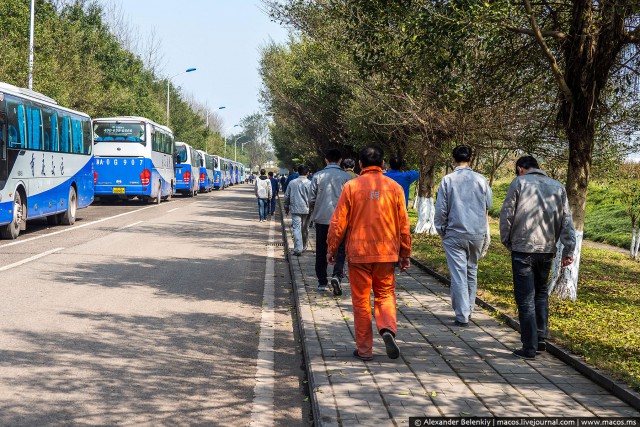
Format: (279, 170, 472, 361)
(409, 256, 640, 411)
(277, 197, 323, 426)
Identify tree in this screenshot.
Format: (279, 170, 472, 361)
(492, 0, 640, 299)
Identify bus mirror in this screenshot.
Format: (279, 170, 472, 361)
(175, 153, 181, 164)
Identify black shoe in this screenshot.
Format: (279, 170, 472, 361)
(454, 320, 469, 327)
(292, 251, 301, 256)
(382, 331, 400, 359)
(330, 277, 343, 296)
(537, 341, 547, 352)
(513, 349, 536, 360)
(352, 349, 373, 361)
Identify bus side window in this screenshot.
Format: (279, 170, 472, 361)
(71, 118, 83, 153)
(81, 119, 91, 154)
(59, 114, 71, 153)
(27, 105, 43, 150)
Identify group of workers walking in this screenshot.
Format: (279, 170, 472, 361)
(262, 144, 576, 363)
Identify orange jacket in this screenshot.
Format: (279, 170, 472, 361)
(327, 166, 412, 263)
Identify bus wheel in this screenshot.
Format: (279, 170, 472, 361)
(155, 181, 162, 204)
(163, 184, 173, 201)
(0, 192, 24, 239)
(60, 186, 77, 226)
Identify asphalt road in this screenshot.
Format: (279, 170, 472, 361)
(0, 186, 309, 426)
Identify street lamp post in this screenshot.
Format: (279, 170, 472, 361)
(28, 0, 35, 89)
(234, 136, 248, 162)
(166, 67, 196, 126)
(223, 124, 240, 158)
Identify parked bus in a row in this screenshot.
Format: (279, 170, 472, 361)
(0, 82, 94, 239)
(212, 155, 230, 190)
(93, 116, 174, 204)
(197, 149, 215, 193)
(174, 141, 201, 197)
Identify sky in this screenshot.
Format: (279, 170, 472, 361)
(100, 0, 289, 134)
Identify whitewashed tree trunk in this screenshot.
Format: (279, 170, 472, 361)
(414, 196, 437, 234)
(412, 193, 419, 210)
(480, 218, 491, 258)
(632, 227, 640, 260)
(631, 227, 638, 259)
(549, 231, 583, 301)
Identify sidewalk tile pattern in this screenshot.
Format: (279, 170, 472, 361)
(284, 217, 640, 426)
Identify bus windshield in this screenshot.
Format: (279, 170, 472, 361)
(94, 122, 146, 144)
(176, 144, 188, 163)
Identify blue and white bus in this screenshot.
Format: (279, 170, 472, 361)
(174, 141, 200, 197)
(93, 116, 174, 204)
(213, 155, 231, 190)
(197, 149, 214, 193)
(0, 82, 94, 239)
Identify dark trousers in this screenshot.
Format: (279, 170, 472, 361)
(511, 252, 554, 356)
(270, 197, 278, 215)
(315, 223, 346, 286)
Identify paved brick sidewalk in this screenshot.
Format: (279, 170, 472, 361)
(283, 216, 640, 426)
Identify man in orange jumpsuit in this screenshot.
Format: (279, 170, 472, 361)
(327, 146, 412, 361)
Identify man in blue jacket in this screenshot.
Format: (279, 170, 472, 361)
(384, 157, 419, 208)
(268, 171, 279, 217)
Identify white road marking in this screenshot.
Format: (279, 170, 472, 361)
(0, 205, 158, 249)
(119, 221, 144, 230)
(0, 247, 64, 272)
(167, 208, 180, 213)
(250, 216, 276, 427)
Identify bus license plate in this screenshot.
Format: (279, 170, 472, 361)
(112, 187, 125, 194)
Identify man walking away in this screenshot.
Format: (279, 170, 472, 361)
(279, 174, 287, 191)
(500, 156, 575, 360)
(328, 146, 411, 361)
(268, 171, 279, 218)
(310, 148, 353, 294)
(384, 157, 419, 209)
(254, 169, 272, 223)
(283, 169, 299, 193)
(434, 146, 492, 327)
(284, 165, 312, 256)
(342, 158, 358, 179)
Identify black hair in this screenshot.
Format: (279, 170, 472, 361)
(452, 145, 473, 163)
(297, 164, 309, 175)
(359, 145, 384, 168)
(389, 157, 403, 170)
(342, 158, 355, 170)
(325, 148, 342, 163)
(515, 156, 539, 175)
(260, 169, 266, 175)
(268, 171, 274, 177)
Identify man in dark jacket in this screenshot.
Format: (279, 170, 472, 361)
(268, 171, 279, 217)
(500, 156, 576, 360)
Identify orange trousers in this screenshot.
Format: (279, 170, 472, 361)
(348, 262, 397, 357)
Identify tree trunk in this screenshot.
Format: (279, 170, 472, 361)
(632, 227, 639, 260)
(414, 145, 438, 234)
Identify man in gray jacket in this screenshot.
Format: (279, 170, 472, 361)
(434, 146, 492, 327)
(284, 165, 312, 256)
(310, 148, 353, 294)
(500, 156, 575, 360)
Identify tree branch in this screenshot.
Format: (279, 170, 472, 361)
(521, 0, 573, 104)
(506, 25, 567, 41)
(627, 26, 640, 44)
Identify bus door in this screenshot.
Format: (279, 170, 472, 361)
(0, 113, 7, 187)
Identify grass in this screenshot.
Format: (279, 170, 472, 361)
(409, 217, 640, 392)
